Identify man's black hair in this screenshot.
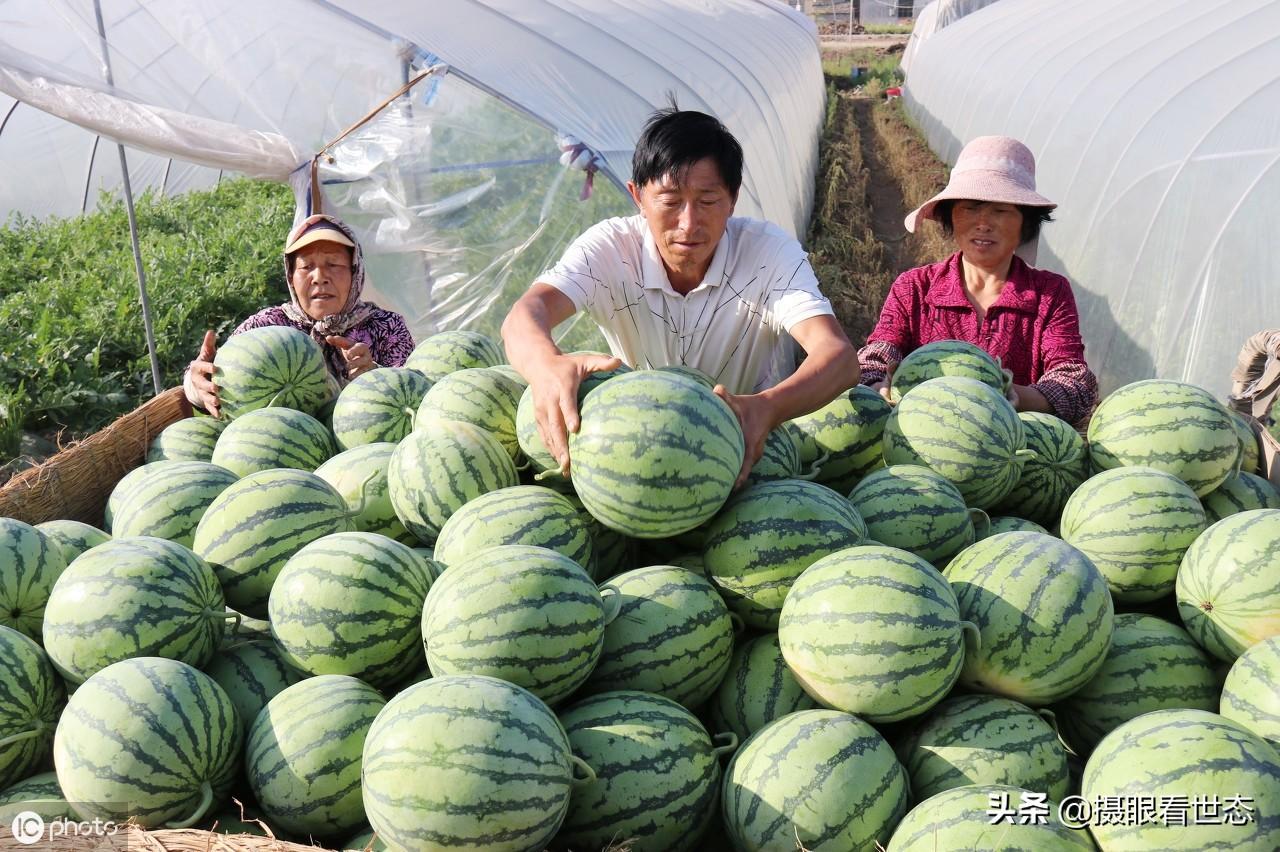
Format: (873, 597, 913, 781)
(631, 106, 744, 198)
(934, 199, 1055, 245)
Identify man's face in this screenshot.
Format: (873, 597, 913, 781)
(629, 157, 736, 286)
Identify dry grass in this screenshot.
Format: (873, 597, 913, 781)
(870, 98, 953, 268)
(806, 84, 895, 346)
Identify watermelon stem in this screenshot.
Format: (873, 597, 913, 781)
(532, 468, 566, 484)
(599, 585, 623, 625)
(800, 451, 831, 481)
(165, 781, 214, 829)
(0, 726, 42, 749)
(711, 731, 739, 758)
(1014, 448, 1039, 466)
(221, 610, 243, 636)
(569, 754, 597, 786)
(960, 621, 981, 654)
(727, 612, 747, 637)
(1036, 707, 1078, 757)
(968, 508, 991, 539)
(350, 470, 380, 519)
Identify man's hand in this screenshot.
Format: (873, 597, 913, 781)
(187, 330, 221, 418)
(327, 335, 376, 380)
(531, 352, 623, 475)
(713, 385, 777, 490)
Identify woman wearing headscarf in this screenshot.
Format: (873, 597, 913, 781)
(184, 213, 414, 417)
(858, 136, 1099, 428)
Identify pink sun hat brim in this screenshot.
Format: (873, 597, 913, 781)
(904, 135, 1057, 233)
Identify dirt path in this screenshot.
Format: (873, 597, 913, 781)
(851, 97, 910, 277)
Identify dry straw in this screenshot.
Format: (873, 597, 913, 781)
(0, 387, 190, 527)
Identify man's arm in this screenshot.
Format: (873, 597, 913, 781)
(501, 283, 620, 473)
(714, 314, 859, 487)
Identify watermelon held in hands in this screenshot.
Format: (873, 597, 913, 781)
(569, 370, 744, 539)
(214, 325, 334, 419)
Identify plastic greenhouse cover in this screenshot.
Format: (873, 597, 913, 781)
(903, 0, 1280, 396)
(0, 0, 825, 347)
(902, 0, 1004, 75)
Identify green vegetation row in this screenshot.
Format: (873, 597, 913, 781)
(0, 179, 296, 459)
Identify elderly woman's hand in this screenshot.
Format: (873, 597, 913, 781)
(186, 330, 222, 418)
(327, 335, 376, 380)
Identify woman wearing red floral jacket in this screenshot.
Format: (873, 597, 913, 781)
(859, 136, 1099, 427)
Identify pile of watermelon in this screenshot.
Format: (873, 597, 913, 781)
(1, 332, 1279, 851)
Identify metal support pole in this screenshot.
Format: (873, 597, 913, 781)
(94, 0, 163, 395)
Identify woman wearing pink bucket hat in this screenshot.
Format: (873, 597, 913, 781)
(859, 136, 1098, 427)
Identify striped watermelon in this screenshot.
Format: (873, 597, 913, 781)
(0, 518, 68, 641)
(993, 411, 1088, 527)
(0, 771, 76, 825)
(109, 460, 238, 548)
(1087, 379, 1240, 496)
(896, 693, 1071, 802)
(488, 363, 528, 390)
(247, 675, 385, 838)
(702, 479, 867, 629)
(787, 385, 891, 493)
(214, 325, 335, 419)
(1221, 635, 1280, 748)
(432, 485, 594, 572)
(848, 465, 984, 566)
(884, 376, 1032, 509)
(569, 370, 744, 538)
(565, 494, 634, 582)
(147, 415, 227, 462)
(1051, 613, 1220, 755)
(343, 828, 388, 852)
(193, 468, 356, 618)
(54, 657, 242, 828)
(584, 565, 734, 709)
(202, 639, 305, 735)
(387, 418, 518, 543)
(888, 784, 1094, 852)
(105, 460, 172, 529)
(1082, 709, 1280, 850)
(708, 632, 818, 740)
(315, 443, 414, 543)
(332, 367, 430, 449)
(557, 690, 730, 852)
(983, 516, 1049, 536)
(1227, 408, 1262, 475)
(0, 627, 64, 789)
(515, 366, 629, 481)
(1176, 509, 1280, 661)
(405, 330, 504, 382)
(43, 537, 227, 684)
(779, 544, 969, 722)
(416, 367, 525, 462)
(362, 676, 580, 852)
(422, 545, 609, 705)
(722, 709, 909, 851)
(211, 407, 337, 477)
(1202, 470, 1280, 523)
(945, 532, 1114, 705)
(889, 340, 1007, 403)
(1060, 466, 1207, 603)
(747, 422, 805, 484)
(270, 532, 433, 687)
(33, 520, 109, 566)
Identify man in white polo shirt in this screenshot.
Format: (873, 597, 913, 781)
(502, 108, 859, 486)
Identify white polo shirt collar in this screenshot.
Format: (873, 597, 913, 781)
(640, 224, 731, 295)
